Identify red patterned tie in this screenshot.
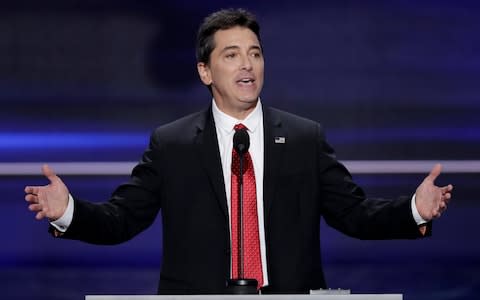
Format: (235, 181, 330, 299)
(231, 123, 263, 289)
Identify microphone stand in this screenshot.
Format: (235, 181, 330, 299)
(239, 151, 244, 279)
(226, 129, 258, 294)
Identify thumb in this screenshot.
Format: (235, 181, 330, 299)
(425, 163, 442, 183)
(42, 164, 58, 183)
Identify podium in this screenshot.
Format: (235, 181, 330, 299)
(86, 295, 402, 300)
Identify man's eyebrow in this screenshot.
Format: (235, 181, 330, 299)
(220, 45, 262, 53)
(220, 45, 240, 53)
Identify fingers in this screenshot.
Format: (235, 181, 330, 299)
(28, 198, 50, 220)
(443, 192, 452, 201)
(25, 186, 40, 195)
(42, 164, 58, 183)
(28, 203, 42, 212)
(25, 193, 38, 203)
(440, 184, 454, 193)
(431, 202, 446, 219)
(25, 164, 59, 197)
(431, 191, 451, 219)
(25, 187, 45, 204)
(438, 201, 447, 210)
(35, 211, 46, 220)
(25, 165, 65, 221)
(425, 163, 442, 182)
(440, 185, 453, 205)
(432, 205, 446, 218)
(29, 202, 47, 220)
(26, 193, 45, 214)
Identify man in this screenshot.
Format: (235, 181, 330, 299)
(25, 8, 453, 294)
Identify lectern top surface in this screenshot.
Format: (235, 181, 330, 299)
(86, 294, 402, 300)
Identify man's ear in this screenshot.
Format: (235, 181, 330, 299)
(197, 62, 212, 85)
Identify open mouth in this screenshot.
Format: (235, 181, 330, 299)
(237, 78, 255, 85)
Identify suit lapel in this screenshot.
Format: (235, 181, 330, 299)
(263, 107, 286, 222)
(194, 108, 229, 221)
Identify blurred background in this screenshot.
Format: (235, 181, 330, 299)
(1, 1, 479, 299)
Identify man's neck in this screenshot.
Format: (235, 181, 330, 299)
(213, 99, 259, 121)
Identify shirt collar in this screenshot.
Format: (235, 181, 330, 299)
(212, 98, 263, 134)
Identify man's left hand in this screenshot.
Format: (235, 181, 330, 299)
(415, 164, 454, 221)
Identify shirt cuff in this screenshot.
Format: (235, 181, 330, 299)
(50, 194, 74, 232)
(411, 194, 428, 225)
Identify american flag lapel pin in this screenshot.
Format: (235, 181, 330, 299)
(274, 136, 286, 144)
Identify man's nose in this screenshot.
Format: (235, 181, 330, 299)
(240, 54, 253, 70)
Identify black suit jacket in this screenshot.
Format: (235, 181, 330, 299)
(58, 106, 429, 294)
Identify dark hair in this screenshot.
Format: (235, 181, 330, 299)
(196, 8, 261, 64)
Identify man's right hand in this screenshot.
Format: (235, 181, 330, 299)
(24, 164, 69, 221)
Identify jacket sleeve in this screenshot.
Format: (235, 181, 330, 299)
(53, 130, 164, 245)
(315, 123, 431, 240)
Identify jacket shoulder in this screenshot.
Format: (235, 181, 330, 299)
(266, 106, 323, 133)
(151, 109, 209, 142)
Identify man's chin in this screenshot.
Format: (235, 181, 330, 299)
(238, 98, 259, 110)
(238, 95, 260, 104)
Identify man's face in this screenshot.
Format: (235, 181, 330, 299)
(197, 26, 264, 118)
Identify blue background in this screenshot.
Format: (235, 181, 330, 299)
(1, 1, 479, 299)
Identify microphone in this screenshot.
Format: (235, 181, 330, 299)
(233, 128, 250, 155)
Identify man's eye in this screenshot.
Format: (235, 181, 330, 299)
(251, 52, 261, 58)
(226, 53, 236, 58)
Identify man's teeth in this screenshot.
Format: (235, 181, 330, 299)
(240, 79, 253, 83)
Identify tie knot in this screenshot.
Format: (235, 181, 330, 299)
(234, 123, 247, 131)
